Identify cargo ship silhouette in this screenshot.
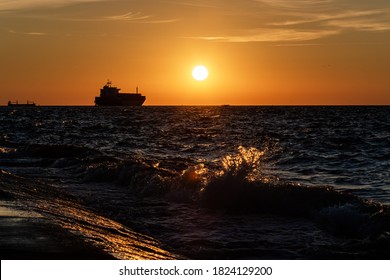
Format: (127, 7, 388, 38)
(94, 80, 146, 106)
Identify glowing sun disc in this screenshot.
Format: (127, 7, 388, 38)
(192, 65, 208, 81)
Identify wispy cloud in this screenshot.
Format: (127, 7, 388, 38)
(328, 19, 390, 32)
(323, 10, 390, 31)
(6, 28, 47, 36)
(24, 31, 47, 36)
(0, 1, 179, 24)
(104, 11, 150, 21)
(0, 0, 103, 11)
(103, 11, 179, 24)
(49, 13, 179, 24)
(166, 0, 220, 9)
(191, 0, 390, 43)
(260, 1, 390, 33)
(270, 10, 384, 27)
(2, 0, 390, 42)
(195, 29, 339, 43)
(257, 0, 335, 9)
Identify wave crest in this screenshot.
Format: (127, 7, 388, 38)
(80, 146, 388, 238)
(219, 146, 266, 182)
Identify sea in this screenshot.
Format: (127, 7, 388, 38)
(0, 106, 389, 259)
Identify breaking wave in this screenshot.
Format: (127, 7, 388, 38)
(82, 146, 389, 239)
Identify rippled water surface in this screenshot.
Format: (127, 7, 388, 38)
(1, 106, 389, 259)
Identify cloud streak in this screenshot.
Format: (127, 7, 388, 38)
(0, 1, 179, 24)
(103, 12, 179, 24)
(195, 29, 339, 43)
(191, 0, 390, 43)
(2, 0, 390, 42)
(48, 13, 179, 24)
(257, 0, 335, 9)
(0, 0, 103, 11)
(6, 28, 47, 36)
(104, 11, 151, 21)
(269, 10, 384, 27)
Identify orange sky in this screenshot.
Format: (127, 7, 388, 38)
(1, 0, 390, 105)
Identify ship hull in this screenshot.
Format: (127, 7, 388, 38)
(8, 102, 36, 107)
(95, 94, 145, 106)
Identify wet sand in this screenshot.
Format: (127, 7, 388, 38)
(0, 170, 179, 260)
(0, 200, 114, 260)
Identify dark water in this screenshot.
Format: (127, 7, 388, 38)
(1, 106, 389, 259)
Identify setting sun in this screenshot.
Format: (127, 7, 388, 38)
(192, 65, 208, 81)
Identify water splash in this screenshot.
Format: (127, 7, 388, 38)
(219, 146, 266, 182)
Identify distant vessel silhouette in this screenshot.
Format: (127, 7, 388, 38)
(8, 100, 36, 107)
(94, 80, 146, 106)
